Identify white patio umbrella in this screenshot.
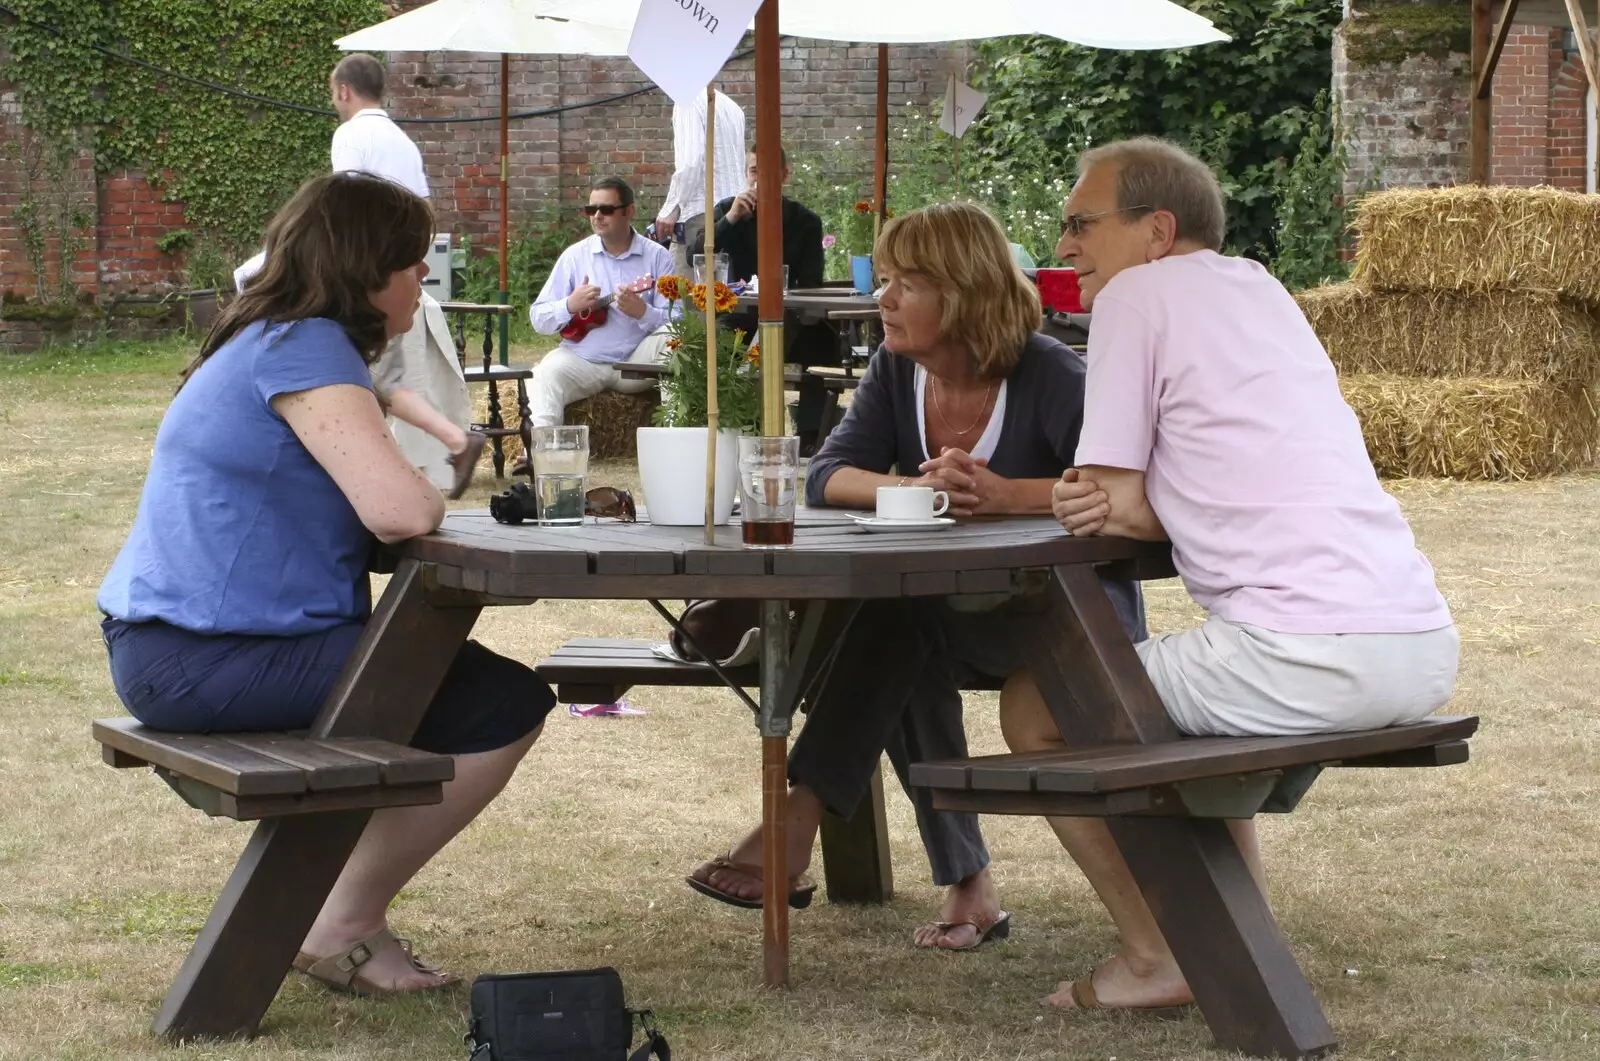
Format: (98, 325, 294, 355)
(537, 0, 1227, 225)
(336, 0, 633, 346)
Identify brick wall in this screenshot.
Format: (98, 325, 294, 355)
(384, 27, 966, 249)
(96, 171, 188, 293)
(1332, 11, 1472, 193)
(1549, 36, 1593, 190)
(1490, 27, 1552, 185)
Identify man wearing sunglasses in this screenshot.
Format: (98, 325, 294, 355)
(529, 176, 675, 429)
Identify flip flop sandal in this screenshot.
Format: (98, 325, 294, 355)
(1048, 971, 1190, 1020)
(685, 853, 817, 910)
(914, 909, 1011, 951)
(293, 927, 460, 998)
(447, 431, 489, 500)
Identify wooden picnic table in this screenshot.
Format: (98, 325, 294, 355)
(131, 508, 1359, 1055)
(733, 287, 879, 325)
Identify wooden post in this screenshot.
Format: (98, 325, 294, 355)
(703, 83, 719, 544)
(874, 44, 889, 243)
(498, 54, 511, 364)
(756, 2, 786, 438)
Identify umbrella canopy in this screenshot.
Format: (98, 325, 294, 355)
(534, 0, 1227, 49)
(335, 0, 630, 54)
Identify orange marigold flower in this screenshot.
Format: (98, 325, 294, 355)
(689, 283, 708, 311)
(854, 199, 872, 214)
(656, 274, 683, 301)
(746, 343, 760, 366)
(665, 336, 682, 351)
(713, 281, 738, 313)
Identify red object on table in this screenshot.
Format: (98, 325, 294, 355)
(1035, 268, 1083, 314)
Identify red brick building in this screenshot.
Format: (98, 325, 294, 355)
(1488, 22, 1595, 189)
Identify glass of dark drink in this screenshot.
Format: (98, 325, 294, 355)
(737, 435, 799, 549)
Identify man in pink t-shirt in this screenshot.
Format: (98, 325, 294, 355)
(1001, 137, 1458, 1015)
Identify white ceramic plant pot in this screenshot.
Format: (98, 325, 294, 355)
(636, 426, 741, 525)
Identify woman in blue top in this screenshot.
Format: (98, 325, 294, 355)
(97, 172, 554, 997)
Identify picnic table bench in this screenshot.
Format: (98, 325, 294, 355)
(89, 512, 1475, 1058)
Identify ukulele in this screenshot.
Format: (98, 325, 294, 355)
(559, 275, 655, 342)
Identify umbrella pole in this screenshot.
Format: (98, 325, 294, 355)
(874, 43, 888, 243)
(754, 0, 790, 991)
(703, 83, 719, 546)
(498, 53, 510, 365)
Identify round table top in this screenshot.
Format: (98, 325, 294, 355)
(395, 508, 1172, 601)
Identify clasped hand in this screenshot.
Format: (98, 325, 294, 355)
(1051, 468, 1108, 536)
(915, 447, 1006, 516)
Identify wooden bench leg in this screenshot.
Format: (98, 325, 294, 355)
(152, 561, 480, 1039)
(815, 387, 841, 452)
(154, 812, 369, 1039)
(818, 765, 894, 904)
(1023, 565, 1336, 1059)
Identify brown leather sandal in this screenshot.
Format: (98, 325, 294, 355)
(447, 430, 488, 500)
(685, 853, 817, 910)
(1051, 971, 1190, 1020)
(914, 909, 1011, 951)
(292, 927, 459, 998)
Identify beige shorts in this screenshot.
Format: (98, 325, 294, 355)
(1135, 617, 1460, 737)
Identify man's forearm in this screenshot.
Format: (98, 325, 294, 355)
(1101, 498, 1167, 540)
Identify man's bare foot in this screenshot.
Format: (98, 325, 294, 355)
(299, 923, 453, 994)
(687, 789, 823, 904)
(1043, 952, 1193, 1011)
(913, 867, 1005, 949)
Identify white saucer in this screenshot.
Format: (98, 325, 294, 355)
(849, 514, 956, 533)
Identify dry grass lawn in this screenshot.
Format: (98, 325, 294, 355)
(1, 340, 1597, 1060)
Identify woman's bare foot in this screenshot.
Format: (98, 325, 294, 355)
(1043, 952, 1193, 1011)
(913, 867, 1004, 949)
(301, 922, 452, 994)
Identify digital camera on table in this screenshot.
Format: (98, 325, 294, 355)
(489, 481, 539, 525)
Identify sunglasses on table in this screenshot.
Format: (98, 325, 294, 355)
(1059, 205, 1154, 238)
(584, 486, 637, 522)
(582, 203, 626, 217)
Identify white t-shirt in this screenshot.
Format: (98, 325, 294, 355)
(330, 108, 430, 198)
(1075, 250, 1451, 635)
(660, 90, 746, 225)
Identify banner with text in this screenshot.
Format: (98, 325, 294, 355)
(938, 76, 989, 139)
(628, 0, 764, 105)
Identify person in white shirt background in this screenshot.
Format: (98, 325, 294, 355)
(233, 53, 483, 498)
(529, 176, 675, 428)
(653, 89, 747, 277)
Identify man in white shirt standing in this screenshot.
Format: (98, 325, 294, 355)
(653, 89, 746, 277)
(329, 53, 430, 198)
(530, 176, 675, 428)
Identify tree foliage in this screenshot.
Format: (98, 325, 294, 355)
(967, 0, 1343, 261)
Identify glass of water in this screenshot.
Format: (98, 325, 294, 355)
(530, 425, 589, 527)
(737, 435, 799, 549)
(693, 252, 730, 286)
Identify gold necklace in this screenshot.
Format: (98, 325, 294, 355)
(930, 374, 995, 436)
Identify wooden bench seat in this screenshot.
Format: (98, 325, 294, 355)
(911, 715, 1477, 819)
(537, 636, 1002, 704)
(93, 717, 454, 821)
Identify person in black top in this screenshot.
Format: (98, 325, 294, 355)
(712, 144, 824, 287)
(713, 145, 833, 450)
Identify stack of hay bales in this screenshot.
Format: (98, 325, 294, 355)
(1295, 186, 1600, 479)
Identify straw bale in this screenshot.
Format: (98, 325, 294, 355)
(1295, 283, 1600, 386)
(1339, 374, 1597, 480)
(563, 390, 660, 460)
(1350, 186, 1600, 304)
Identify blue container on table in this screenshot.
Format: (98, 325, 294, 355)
(850, 255, 874, 295)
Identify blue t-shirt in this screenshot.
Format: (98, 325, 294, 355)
(98, 318, 377, 635)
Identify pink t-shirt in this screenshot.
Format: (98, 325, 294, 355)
(1075, 250, 1451, 635)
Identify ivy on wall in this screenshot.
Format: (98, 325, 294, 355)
(3, 0, 386, 259)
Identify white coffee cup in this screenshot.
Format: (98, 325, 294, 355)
(875, 485, 950, 521)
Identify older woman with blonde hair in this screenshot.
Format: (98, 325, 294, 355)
(687, 201, 1144, 949)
